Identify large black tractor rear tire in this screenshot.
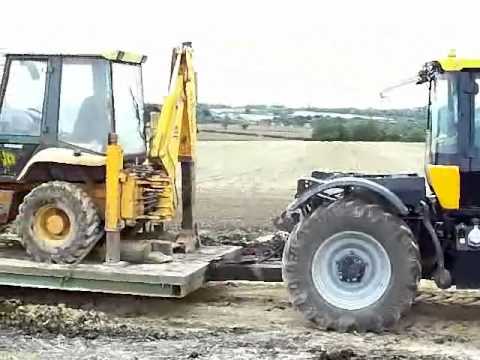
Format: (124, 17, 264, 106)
(283, 199, 420, 332)
(16, 181, 103, 264)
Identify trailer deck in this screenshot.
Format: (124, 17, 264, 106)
(0, 244, 241, 297)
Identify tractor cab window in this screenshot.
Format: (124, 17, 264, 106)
(112, 63, 145, 155)
(473, 76, 480, 150)
(58, 58, 112, 153)
(0, 60, 47, 136)
(430, 75, 459, 155)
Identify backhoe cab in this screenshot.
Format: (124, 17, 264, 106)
(278, 51, 480, 332)
(0, 51, 146, 167)
(0, 44, 198, 264)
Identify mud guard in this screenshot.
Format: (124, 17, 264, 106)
(286, 176, 409, 216)
(16, 148, 106, 181)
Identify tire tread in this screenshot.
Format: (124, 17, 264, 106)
(283, 198, 421, 332)
(16, 181, 103, 264)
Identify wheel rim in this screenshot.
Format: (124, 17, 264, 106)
(311, 231, 391, 310)
(33, 205, 72, 247)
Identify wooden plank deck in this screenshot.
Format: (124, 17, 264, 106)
(0, 245, 241, 297)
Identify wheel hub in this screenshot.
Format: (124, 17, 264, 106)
(34, 206, 71, 244)
(336, 251, 367, 283)
(311, 231, 392, 310)
(46, 213, 66, 235)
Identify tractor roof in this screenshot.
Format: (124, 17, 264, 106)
(437, 50, 480, 71)
(0, 50, 147, 64)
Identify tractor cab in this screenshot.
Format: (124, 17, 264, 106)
(0, 51, 147, 179)
(422, 52, 480, 210)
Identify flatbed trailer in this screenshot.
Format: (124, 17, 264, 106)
(0, 243, 269, 298)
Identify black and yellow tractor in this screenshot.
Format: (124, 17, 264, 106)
(0, 43, 199, 266)
(277, 51, 480, 332)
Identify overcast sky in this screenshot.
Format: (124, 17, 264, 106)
(2, 0, 480, 108)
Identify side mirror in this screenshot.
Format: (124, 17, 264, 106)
(462, 78, 479, 95)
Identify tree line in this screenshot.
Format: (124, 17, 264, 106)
(311, 119, 424, 142)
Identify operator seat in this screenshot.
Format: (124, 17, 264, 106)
(73, 96, 110, 146)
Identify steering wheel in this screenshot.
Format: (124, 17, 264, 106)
(27, 108, 42, 115)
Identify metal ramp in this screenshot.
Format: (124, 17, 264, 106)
(0, 245, 241, 297)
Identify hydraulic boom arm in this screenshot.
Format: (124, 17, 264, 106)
(148, 42, 198, 251)
(149, 42, 197, 175)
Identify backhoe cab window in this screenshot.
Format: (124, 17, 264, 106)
(58, 58, 112, 153)
(112, 63, 145, 154)
(430, 75, 458, 155)
(0, 60, 47, 136)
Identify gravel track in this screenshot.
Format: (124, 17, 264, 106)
(0, 281, 480, 359)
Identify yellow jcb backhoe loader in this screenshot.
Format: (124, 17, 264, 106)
(0, 43, 199, 264)
(0, 43, 239, 297)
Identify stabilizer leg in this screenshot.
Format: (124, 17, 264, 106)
(176, 161, 199, 253)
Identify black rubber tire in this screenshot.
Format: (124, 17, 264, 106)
(16, 181, 104, 264)
(282, 199, 420, 332)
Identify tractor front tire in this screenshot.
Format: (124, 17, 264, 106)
(16, 181, 103, 264)
(283, 199, 420, 332)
